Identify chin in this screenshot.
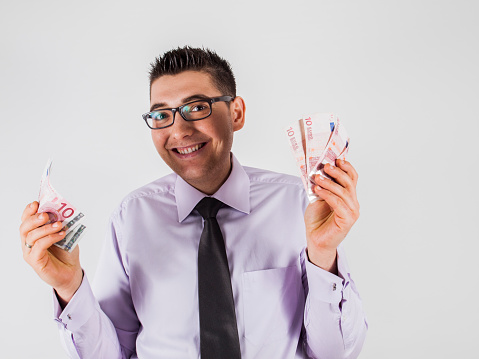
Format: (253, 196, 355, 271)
(173, 166, 207, 182)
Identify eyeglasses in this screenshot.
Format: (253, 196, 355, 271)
(142, 95, 234, 129)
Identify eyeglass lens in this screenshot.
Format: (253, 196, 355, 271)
(146, 100, 212, 129)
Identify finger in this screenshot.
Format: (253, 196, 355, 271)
(21, 201, 39, 222)
(23, 221, 64, 250)
(24, 231, 67, 268)
(315, 164, 356, 200)
(19, 212, 51, 241)
(29, 231, 67, 259)
(314, 176, 358, 212)
(313, 186, 352, 221)
(336, 159, 359, 184)
(314, 184, 360, 224)
(322, 163, 355, 191)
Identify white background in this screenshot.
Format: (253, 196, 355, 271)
(1, 0, 478, 358)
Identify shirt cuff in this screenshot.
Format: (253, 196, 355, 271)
(304, 245, 350, 304)
(52, 272, 97, 332)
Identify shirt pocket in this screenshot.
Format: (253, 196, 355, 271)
(242, 262, 304, 348)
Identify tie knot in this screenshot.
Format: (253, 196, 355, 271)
(195, 197, 224, 219)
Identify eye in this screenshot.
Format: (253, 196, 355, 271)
(185, 104, 206, 113)
(151, 111, 170, 120)
(181, 100, 211, 120)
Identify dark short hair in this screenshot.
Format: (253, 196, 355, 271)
(149, 46, 236, 97)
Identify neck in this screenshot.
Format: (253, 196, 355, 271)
(188, 157, 233, 195)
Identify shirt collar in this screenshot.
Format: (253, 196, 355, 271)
(175, 153, 251, 222)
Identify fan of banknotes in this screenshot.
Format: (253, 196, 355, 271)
(285, 113, 349, 203)
(38, 159, 86, 252)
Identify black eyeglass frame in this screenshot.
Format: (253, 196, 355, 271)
(142, 95, 235, 129)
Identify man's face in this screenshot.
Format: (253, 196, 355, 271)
(149, 71, 244, 194)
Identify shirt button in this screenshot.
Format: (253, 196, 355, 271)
(332, 283, 337, 291)
(67, 314, 72, 320)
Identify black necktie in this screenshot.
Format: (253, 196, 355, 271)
(195, 197, 241, 359)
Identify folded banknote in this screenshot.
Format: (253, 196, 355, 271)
(38, 159, 86, 252)
(285, 113, 349, 203)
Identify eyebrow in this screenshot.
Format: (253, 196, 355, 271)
(150, 94, 212, 112)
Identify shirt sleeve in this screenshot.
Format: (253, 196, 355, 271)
(53, 274, 124, 358)
(301, 245, 368, 359)
(52, 215, 139, 359)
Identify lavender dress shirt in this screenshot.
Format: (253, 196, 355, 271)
(53, 154, 368, 358)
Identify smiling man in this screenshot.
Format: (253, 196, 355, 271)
(148, 70, 244, 195)
(19, 47, 367, 358)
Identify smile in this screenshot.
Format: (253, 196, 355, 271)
(174, 143, 205, 155)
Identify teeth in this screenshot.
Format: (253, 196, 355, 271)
(177, 144, 203, 154)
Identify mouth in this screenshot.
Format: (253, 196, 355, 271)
(173, 142, 206, 155)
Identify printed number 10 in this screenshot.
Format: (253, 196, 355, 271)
(57, 202, 74, 219)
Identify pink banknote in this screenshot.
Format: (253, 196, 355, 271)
(285, 120, 309, 192)
(309, 117, 349, 182)
(38, 159, 86, 252)
(285, 113, 349, 203)
(303, 114, 336, 201)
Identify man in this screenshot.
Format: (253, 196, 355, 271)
(19, 47, 367, 358)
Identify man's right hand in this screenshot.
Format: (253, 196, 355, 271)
(20, 201, 83, 306)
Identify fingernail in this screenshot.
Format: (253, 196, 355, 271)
(58, 231, 65, 236)
(341, 159, 345, 165)
(319, 175, 326, 181)
(37, 213, 44, 220)
(52, 222, 59, 228)
(29, 202, 35, 209)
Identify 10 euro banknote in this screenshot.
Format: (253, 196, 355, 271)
(285, 113, 350, 203)
(38, 159, 86, 252)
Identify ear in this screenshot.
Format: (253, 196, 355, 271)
(230, 96, 245, 132)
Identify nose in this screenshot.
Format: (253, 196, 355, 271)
(170, 110, 195, 140)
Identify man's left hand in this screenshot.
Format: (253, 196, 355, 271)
(304, 159, 360, 274)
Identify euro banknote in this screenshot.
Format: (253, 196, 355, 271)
(309, 117, 349, 181)
(285, 120, 309, 192)
(37, 159, 86, 252)
(285, 113, 350, 203)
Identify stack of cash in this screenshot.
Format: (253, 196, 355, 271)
(38, 159, 86, 252)
(285, 113, 350, 203)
